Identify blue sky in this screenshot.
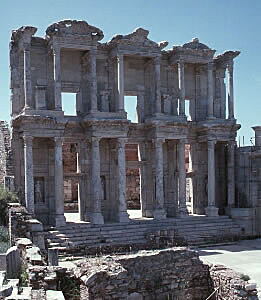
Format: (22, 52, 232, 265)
(1, 0, 260, 145)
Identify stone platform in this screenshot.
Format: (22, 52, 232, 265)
(46, 213, 241, 253)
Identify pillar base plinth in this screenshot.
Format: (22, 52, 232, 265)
(205, 206, 219, 217)
(153, 208, 167, 220)
(54, 215, 66, 228)
(89, 212, 104, 224)
(117, 211, 130, 223)
(178, 208, 189, 218)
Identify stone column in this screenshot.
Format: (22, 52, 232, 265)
(178, 139, 188, 217)
(89, 49, 98, 113)
(117, 54, 125, 112)
(207, 62, 214, 119)
(228, 60, 234, 119)
(178, 59, 185, 116)
(23, 135, 34, 214)
(100, 90, 110, 112)
(137, 91, 145, 122)
(154, 56, 161, 114)
(227, 141, 235, 207)
(90, 137, 104, 224)
(153, 138, 166, 219)
(53, 46, 62, 111)
(23, 45, 33, 110)
(54, 137, 66, 227)
(116, 138, 129, 222)
(205, 140, 219, 216)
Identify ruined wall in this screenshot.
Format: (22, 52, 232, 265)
(0, 121, 13, 186)
(77, 248, 212, 300)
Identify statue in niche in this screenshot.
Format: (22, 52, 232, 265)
(34, 178, 44, 203)
(100, 176, 106, 200)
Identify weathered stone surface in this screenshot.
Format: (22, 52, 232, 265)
(6, 246, 20, 279)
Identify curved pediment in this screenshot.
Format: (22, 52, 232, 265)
(46, 20, 104, 42)
(107, 27, 168, 50)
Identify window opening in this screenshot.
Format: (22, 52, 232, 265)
(62, 92, 77, 116)
(125, 96, 138, 123)
(185, 99, 192, 121)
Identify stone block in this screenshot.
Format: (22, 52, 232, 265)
(46, 290, 65, 300)
(48, 248, 58, 266)
(205, 206, 219, 217)
(127, 292, 143, 300)
(6, 246, 20, 279)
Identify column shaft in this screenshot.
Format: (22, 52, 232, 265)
(227, 141, 235, 207)
(53, 47, 62, 111)
(205, 140, 219, 216)
(89, 49, 98, 112)
(24, 47, 33, 110)
(178, 60, 185, 116)
(90, 137, 104, 224)
(54, 137, 66, 226)
(207, 62, 214, 118)
(154, 56, 161, 114)
(228, 61, 234, 119)
(24, 136, 34, 214)
(117, 54, 125, 112)
(117, 138, 129, 222)
(77, 140, 86, 221)
(153, 138, 166, 219)
(208, 140, 215, 206)
(178, 139, 188, 216)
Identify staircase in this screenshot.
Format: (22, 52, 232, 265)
(46, 216, 242, 253)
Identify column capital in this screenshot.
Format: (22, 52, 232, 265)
(227, 59, 234, 73)
(54, 136, 63, 146)
(91, 136, 101, 145)
(178, 58, 185, 65)
(208, 139, 216, 148)
(153, 56, 161, 65)
(153, 138, 165, 147)
(208, 61, 215, 70)
(117, 53, 124, 63)
(23, 135, 33, 146)
(117, 138, 127, 148)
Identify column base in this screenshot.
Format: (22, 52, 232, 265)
(117, 211, 130, 223)
(178, 207, 189, 218)
(54, 215, 66, 228)
(89, 212, 104, 224)
(205, 206, 219, 217)
(153, 208, 167, 220)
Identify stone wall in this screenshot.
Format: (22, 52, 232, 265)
(76, 248, 212, 300)
(210, 264, 258, 299)
(0, 121, 13, 186)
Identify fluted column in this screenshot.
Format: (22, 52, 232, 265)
(53, 46, 62, 111)
(89, 49, 98, 113)
(153, 138, 166, 219)
(116, 138, 129, 222)
(228, 60, 234, 119)
(90, 137, 104, 224)
(205, 140, 219, 216)
(227, 141, 235, 207)
(54, 137, 66, 227)
(178, 139, 188, 217)
(178, 59, 185, 116)
(154, 56, 161, 114)
(23, 45, 33, 110)
(207, 62, 214, 119)
(117, 54, 125, 112)
(24, 135, 34, 214)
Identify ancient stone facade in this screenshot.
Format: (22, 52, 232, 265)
(10, 19, 244, 227)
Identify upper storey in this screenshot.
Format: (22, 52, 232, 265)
(10, 19, 240, 124)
